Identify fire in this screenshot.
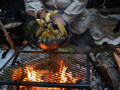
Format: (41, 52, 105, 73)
(22, 60, 79, 83)
(25, 67, 38, 81)
(13, 60, 81, 90)
(23, 67, 44, 82)
(37, 43, 59, 49)
(27, 67, 36, 81)
(59, 60, 79, 83)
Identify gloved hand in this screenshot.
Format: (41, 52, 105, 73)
(37, 10, 47, 20)
(53, 17, 67, 26)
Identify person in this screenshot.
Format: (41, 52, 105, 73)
(24, 0, 90, 34)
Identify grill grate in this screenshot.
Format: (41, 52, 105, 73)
(1, 51, 90, 89)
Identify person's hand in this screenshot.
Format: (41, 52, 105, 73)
(37, 10, 47, 20)
(53, 17, 67, 26)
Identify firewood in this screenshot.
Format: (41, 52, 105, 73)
(100, 60, 120, 90)
(113, 48, 120, 71)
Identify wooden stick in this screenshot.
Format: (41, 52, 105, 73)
(0, 20, 17, 51)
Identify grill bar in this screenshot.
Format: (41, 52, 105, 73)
(86, 53, 90, 84)
(21, 51, 83, 54)
(0, 53, 15, 71)
(1, 51, 91, 89)
(0, 80, 91, 89)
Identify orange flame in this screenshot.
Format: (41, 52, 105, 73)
(18, 60, 80, 90)
(27, 67, 36, 81)
(23, 67, 43, 82)
(59, 60, 79, 83)
(37, 43, 59, 49)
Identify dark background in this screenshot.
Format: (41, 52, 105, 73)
(0, 0, 25, 11)
(87, 0, 120, 8)
(0, 0, 120, 11)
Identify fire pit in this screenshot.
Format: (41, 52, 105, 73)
(0, 51, 91, 90)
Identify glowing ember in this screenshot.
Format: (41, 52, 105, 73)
(17, 86, 68, 90)
(20, 60, 79, 83)
(37, 43, 59, 49)
(13, 60, 81, 90)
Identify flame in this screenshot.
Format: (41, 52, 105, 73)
(59, 60, 68, 83)
(37, 43, 59, 49)
(27, 67, 36, 81)
(59, 60, 79, 83)
(37, 43, 49, 49)
(14, 60, 81, 90)
(23, 67, 43, 82)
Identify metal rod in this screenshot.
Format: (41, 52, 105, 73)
(21, 51, 82, 54)
(16, 85, 20, 90)
(0, 20, 17, 51)
(86, 53, 90, 84)
(11, 52, 20, 65)
(0, 80, 90, 89)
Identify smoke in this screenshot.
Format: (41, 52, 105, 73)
(69, 29, 96, 53)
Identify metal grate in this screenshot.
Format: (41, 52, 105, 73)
(1, 51, 90, 89)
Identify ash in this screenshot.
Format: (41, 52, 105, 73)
(90, 65, 109, 90)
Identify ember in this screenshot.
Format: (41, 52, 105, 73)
(1, 52, 89, 90)
(13, 60, 81, 90)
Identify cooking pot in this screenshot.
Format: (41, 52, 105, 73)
(33, 24, 70, 49)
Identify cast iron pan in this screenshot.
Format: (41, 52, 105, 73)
(33, 24, 70, 49)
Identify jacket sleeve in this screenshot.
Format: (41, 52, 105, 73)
(61, 0, 88, 24)
(24, 0, 45, 17)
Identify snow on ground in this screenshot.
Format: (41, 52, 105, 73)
(0, 49, 14, 72)
(22, 45, 42, 51)
(0, 46, 43, 73)
(0, 49, 14, 90)
(0, 85, 7, 90)
(0, 46, 43, 90)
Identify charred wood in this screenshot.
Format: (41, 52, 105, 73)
(100, 60, 120, 90)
